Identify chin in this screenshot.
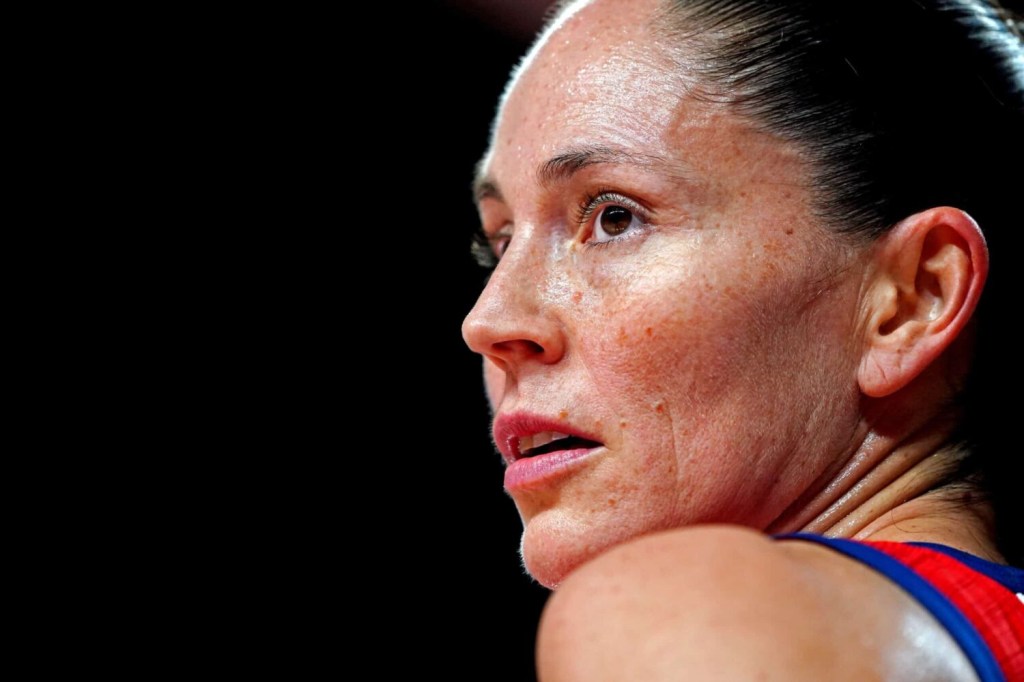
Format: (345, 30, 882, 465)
(521, 533, 581, 589)
(519, 512, 626, 589)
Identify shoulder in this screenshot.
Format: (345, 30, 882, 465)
(537, 525, 977, 682)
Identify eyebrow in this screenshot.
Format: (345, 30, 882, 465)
(539, 146, 658, 185)
(473, 177, 503, 204)
(472, 145, 671, 204)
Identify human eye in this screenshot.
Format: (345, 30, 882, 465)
(576, 190, 647, 245)
(470, 224, 512, 270)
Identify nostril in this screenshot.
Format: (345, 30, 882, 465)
(495, 339, 546, 357)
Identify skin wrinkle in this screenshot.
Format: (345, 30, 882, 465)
(854, 445, 975, 538)
(846, 449, 964, 538)
(662, 396, 684, 527)
(766, 425, 873, 533)
(813, 424, 955, 537)
(764, 387, 860, 531)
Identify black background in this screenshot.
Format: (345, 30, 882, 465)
(358, 3, 550, 680)
(197, 3, 554, 678)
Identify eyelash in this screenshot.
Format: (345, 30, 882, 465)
(470, 189, 647, 270)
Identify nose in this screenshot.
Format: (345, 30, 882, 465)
(462, 249, 566, 372)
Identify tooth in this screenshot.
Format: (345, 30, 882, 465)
(532, 432, 551, 449)
(518, 434, 533, 453)
(521, 432, 571, 453)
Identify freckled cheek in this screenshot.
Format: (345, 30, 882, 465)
(576, 278, 745, 398)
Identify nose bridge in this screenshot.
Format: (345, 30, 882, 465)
(481, 228, 544, 316)
(462, 226, 566, 367)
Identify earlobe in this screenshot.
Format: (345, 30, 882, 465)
(858, 208, 988, 398)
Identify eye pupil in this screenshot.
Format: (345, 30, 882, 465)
(601, 206, 633, 236)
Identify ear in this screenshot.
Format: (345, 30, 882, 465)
(858, 207, 988, 398)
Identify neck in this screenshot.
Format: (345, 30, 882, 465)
(766, 394, 1002, 562)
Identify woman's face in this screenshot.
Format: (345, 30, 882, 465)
(463, 0, 868, 587)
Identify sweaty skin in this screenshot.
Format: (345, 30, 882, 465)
(462, 0, 996, 678)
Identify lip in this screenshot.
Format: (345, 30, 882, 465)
(493, 412, 605, 491)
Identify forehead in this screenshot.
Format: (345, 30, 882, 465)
(485, 0, 688, 178)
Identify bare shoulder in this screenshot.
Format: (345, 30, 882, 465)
(537, 526, 978, 682)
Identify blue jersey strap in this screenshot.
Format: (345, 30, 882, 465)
(776, 533, 1006, 682)
(908, 542, 1024, 594)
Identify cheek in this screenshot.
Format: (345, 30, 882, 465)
(577, 261, 749, 413)
(574, 237, 847, 476)
(577, 232, 832, 401)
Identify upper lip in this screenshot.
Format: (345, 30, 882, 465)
(492, 412, 604, 464)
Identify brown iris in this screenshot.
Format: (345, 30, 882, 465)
(600, 206, 633, 236)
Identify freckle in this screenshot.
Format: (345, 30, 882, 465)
(785, 228, 794, 236)
(607, 498, 617, 507)
(558, 410, 568, 420)
(618, 327, 628, 343)
(645, 327, 653, 337)
(572, 291, 583, 304)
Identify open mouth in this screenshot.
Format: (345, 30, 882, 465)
(518, 431, 602, 458)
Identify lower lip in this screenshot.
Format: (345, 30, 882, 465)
(504, 446, 603, 492)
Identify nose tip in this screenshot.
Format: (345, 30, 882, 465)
(462, 285, 565, 369)
(461, 309, 492, 358)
